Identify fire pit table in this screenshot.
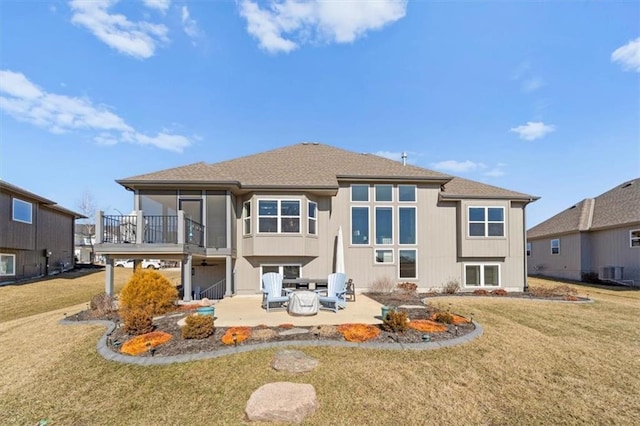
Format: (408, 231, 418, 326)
(287, 290, 320, 316)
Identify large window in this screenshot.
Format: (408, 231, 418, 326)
(258, 200, 300, 233)
(526, 242, 532, 256)
(630, 230, 640, 248)
(551, 239, 560, 255)
(398, 185, 416, 202)
(12, 198, 32, 224)
(468, 207, 505, 237)
(0, 254, 15, 276)
(465, 264, 500, 287)
(351, 207, 369, 244)
(375, 249, 393, 264)
(243, 201, 251, 235)
(375, 207, 393, 245)
(399, 207, 416, 244)
(375, 185, 393, 202)
(308, 201, 317, 235)
(351, 185, 369, 202)
(399, 249, 417, 279)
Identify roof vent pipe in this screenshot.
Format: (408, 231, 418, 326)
(401, 152, 407, 166)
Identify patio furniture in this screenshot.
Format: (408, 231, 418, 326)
(288, 291, 320, 316)
(345, 278, 356, 302)
(316, 272, 347, 313)
(262, 272, 289, 312)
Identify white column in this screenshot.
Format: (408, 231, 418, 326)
(177, 210, 185, 244)
(136, 210, 144, 244)
(182, 254, 193, 301)
(225, 256, 232, 297)
(105, 256, 114, 296)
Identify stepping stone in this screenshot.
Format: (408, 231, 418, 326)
(398, 305, 427, 309)
(246, 382, 318, 424)
(278, 327, 310, 336)
(272, 349, 319, 373)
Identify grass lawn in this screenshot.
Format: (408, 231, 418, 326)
(1, 274, 639, 424)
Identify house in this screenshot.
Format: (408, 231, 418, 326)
(527, 178, 640, 285)
(0, 181, 85, 283)
(94, 143, 538, 300)
(74, 223, 96, 264)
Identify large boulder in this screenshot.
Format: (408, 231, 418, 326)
(245, 382, 318, 424)
(272, 349, 319, 373)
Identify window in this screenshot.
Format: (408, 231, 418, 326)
(257, 200, 300, 233)
(260, 264, 301, 288)
(0, 254, 15, 276)
(375, 249, 393, 264)
(399, 249, 417, 279)
(375, 185, 393, 202)
(243, 201, 251, 235)
(398, 185, 416, 202)
(308, 201, 317, 235)
(375, 207, 393, 245)
(551, 239, 560, 255)
(631, 230, 640, 248)
(351, 184, 369, 202)
(399, 207, 416, 244)
(351, 207, 369, 244)
(465, 264, 500, 287)
(468, 207, 505, 237)
(526, 242, 532, 256)
(12, 198, 32, 224)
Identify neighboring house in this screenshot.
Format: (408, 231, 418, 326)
(527, 178, 640, 285)
(74, 223, 96, 263)
(94, 143, 538, 300)
(0, 181, 85, 283)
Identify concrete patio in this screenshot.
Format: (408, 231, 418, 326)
(211, 293, 385, 327)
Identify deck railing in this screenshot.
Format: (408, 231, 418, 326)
(197, 278, 226, 300)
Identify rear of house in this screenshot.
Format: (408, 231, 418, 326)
(1, 181, 84, 283)
(95, 143, 538, 299)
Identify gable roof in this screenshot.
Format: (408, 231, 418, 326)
(527, 177, 640, 239)
(117, 142, 536, 200)
(0, 180, 86, 219)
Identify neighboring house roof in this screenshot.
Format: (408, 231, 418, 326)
(527, 177, 640, 239)
(117, 142, 536, 200)
(0, 180, 86, 219)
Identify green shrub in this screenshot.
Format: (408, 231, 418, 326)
(119, 268, 177, 316)
(121, 308, 154, 335)
(382, 309, 408, 333)
(182, 314, 215, 339)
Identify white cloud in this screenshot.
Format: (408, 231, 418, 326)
(522, 77, 544, 93)
(181, 6, 201, 40)
(143, 0, 171, 13)
(0, 70, 191, 152)
(611, 37, 640, 72)
(431, 160, 487, 173)
(239, 0, 407, 53)
(484, 167, 505, 177)
(69, 0, 169, 59)
(510, 121, 556, 141)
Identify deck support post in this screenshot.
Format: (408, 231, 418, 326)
(225, 256, 232, 297)
(105, 256, 114, 296)
(182, 254, 193, 301)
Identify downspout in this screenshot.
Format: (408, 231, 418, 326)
(523, 199, 532, 292)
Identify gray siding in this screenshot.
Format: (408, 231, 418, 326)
(527, 233, 582, 281)
(589, 227, 640, 282)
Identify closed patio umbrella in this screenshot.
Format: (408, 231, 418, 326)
(335, 226, 345, 274)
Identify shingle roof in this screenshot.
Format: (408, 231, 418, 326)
(527, 177, 640, 238)
(0, 180, 86, 218)
(118, 142, 536, 200)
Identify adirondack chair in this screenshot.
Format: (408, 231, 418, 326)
(316, 272, 347, 313)
(261, 272, 289, 312)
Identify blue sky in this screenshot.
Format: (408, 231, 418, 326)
(1, 0, 638, 228)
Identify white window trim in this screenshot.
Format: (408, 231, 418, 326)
(259, 263, 302, 289)
(350, 184, 369, 202)
(463, 263, 501, 287)
(243, 201, 251, 236)
(398, 206, 418, 245)
(308, 201, 317, 236)
(350, 206, 370, 245)
(374, 249, 394, 265)
(467, 206, 506, 238)
(551, 239, 560, 255)
(12, 198, 33, 224)
(398, 185, 417, 203)
(374, 205, 394, 246)
(0, 253, 16, 276)
(630, 229, 640, 248)
(257, 199, 301, 234)
(398, 248, 418, 280)
(374, 184, 394, 202)
(526, 242, 532, 256)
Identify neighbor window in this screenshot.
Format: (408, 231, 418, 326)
(12, 198, 32, 224)
(375, 207, 393, 245)
(375, 249, 393, 264)
(0, 254, 15, 276)
(551, 239, 560, 255)
(308, 201, 317, 235)
(468, 207, 505, 237)
(243, 201, 251, 235)
(399, 249, 417, 279)
(351, 184, 369, 202)
(375, 185, 393, 202)
(526, 242, 532, 256)
(398, 185, 416, 202)
(351, 207, 369, 244)
(465, 264, 500, 287)
(399, 207, 417, 244)
(631, 230, 640, 248)
(258, 200, 300, 233)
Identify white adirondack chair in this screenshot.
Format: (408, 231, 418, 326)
(316, 272, 347, 313)
(261, 272, 289, 312)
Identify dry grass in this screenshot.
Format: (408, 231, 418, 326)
(1, 275, 639, 424)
